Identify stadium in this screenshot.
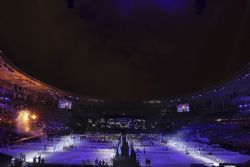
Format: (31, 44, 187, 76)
(0, 1, 250, 167)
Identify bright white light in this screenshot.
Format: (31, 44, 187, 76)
(216, 119, 222, 122)
(166, 139, 222, 167)
(31, 114, 37, 120)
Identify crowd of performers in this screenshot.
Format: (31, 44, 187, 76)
(46, 133, 119, 152)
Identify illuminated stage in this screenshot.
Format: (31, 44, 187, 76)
(0, 135, 250, 167)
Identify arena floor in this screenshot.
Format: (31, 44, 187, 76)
(0, 135, 249, 167)
(134, 140, 250, 167)
(0, 136, 117, 166)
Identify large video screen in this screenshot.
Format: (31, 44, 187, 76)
(177, 103, 190, 112)
(58, 99, 72, 109)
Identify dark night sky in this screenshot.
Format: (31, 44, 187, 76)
(0, 0, 250, 100)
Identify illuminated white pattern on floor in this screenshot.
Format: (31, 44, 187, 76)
(0, 135, 117, 166)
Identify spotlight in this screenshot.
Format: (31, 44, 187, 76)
(31, 114, 37, 120)
(21, 111, 30, 122)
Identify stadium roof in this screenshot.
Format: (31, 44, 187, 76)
(0, 51, 81, 101)
(1, 1, 250, 100)
(0, 50, 249, 105)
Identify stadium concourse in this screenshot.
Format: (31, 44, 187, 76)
(0, 51, 250, 167)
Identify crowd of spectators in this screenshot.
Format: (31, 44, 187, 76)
(174, 112, 250, 154)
